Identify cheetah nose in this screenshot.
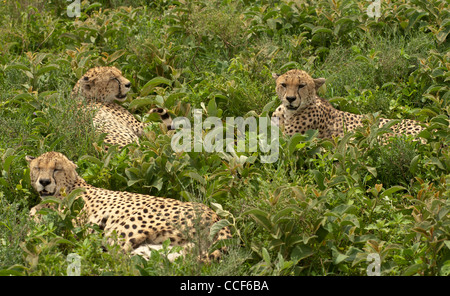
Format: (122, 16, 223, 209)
(124, 82, 131, 88)
(39, 179, 51, 187)
(286, 96, 296, 103)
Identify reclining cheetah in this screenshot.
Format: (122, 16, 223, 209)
(271, 69, 425, 140)
(71, 66, 173, 149)
(26, 152, 231, 261)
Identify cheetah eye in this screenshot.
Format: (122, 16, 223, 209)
(298, 84, 306, 89)
(281, 83, 286, 88)
(83, 76, 89, 81)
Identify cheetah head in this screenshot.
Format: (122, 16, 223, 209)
(273, 69, 325, 113)
(26, 152, 79, 198)
(76, 66, 131, 103)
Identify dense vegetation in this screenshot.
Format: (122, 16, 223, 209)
(0, 0, 448, 276)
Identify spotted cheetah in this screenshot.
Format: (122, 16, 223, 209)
(271, 69, 425, 140)
(71, 66, 173, 149)
(26, 152, 231, 261)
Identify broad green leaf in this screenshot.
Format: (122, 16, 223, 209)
(128, 97, 158, 109)
(272, 206, 299, 224)
(186, 171, 206, 185)
(331, 246, 348, 264)
(381, 186, 406, 198)
(429, 157, 445, 170)
(409, 155, 420, 174)
(261, 100, 277, 117)
(63, 188, 85, 209)
(209, 219, 231, 240)
(243, 208, 272, 232)
(79, 155, 103, 167)
(288, 133, 305, 155)
(207, 98, 218, 117)
(5, 64, 31, 72)
(311, 170, 326, 190)
(290, 244, 314, 262)
(312, 26, 333, 35)
(12, 93, 34, 102)
(107, 49, 127, 63)
(261, 247, 271, 264)
(36, 64, 59, 76)
(140, 77, 172, 96)
(406, 11, 428, 32)
(444, 241, 450, 250)
(403, 263, 426, 276)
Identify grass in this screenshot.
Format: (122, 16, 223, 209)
(0, 0, 449, 276)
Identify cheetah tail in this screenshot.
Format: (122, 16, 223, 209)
(148, 108, 173, 130)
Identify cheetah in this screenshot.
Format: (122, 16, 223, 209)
(71, 66, 173, 149)
(271, 69, 426, 140)
(26, 151, 231, 261)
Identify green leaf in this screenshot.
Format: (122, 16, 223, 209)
(410, 155, 420, 174)
(312, 26, 333, 35)
(11, 93, 34, 102)
(128, 97, 158, 109)
(5, 64, 31, 72)
(272, 206, 299, 224)
(429, 157, 445, 170)
(311, 170, 326, 190)
(140, 77, 172, 96)
(209, 219, 231, 240)
(261, 247, 271, 264)
(40, 196, 62, 206)
(381, 186, 406, 198)
(444, 241, 450, 250)
(2, 151, 15, 175)
(331, 246, 348, 264)
(186, 171, 206, 186)
(243, 208, 272, 232)
(63, 188, 85, 209)
(406, 11, 428, 32)
(79, 155, 103, 167)
(107, 49, 127, 63)
(261, 100, 277, 117)
(207, 98, 218, 117)
(36, 64, 59, 76)
(288, 133, 305, 155)
(85, 3, 102, 13)
(290, 244, 314, 262)
(403, 263, 426, 276)
(365, 166, 377, 177)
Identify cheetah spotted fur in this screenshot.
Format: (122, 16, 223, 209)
(71, 66, 173, 149)
(271, 69, 426, 140)
(26, 152, 231, 261)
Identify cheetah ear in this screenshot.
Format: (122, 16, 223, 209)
(313, 78, 326, 90)
(25, 155, 35, 163)
(272, 73, 280, 80)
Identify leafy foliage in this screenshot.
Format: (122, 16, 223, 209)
(0, 0, 448, 275)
